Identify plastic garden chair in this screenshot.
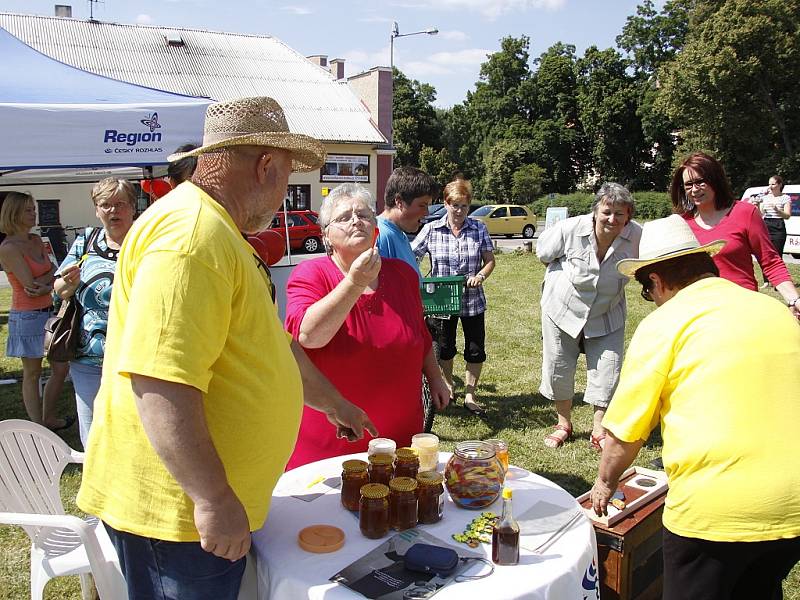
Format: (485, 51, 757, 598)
(0, 419, 126, 599)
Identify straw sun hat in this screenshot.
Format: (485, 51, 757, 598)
(168, 96, 326, 172)
(616, 214, 726, 277)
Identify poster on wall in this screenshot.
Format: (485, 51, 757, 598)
(320, 154, 370, 183)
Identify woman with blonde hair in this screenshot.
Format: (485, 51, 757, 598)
(0, 192, 72, 430)
(55, 178, 137, 447)
(412, 178, 496, 415)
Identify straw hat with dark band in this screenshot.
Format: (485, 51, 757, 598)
(168, 96, 326, 172)
(616, 214, 726, 277)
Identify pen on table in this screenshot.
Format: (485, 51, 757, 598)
(306, 475, 325, 489)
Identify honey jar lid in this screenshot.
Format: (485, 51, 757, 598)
(368, 453, 394, 465)
(416, 471, 444, 486)
(360, 483, 390, 498)
(389, 476, 418, 492)
(342, 459, 368, 473)
(395, 447, 419, 460)
(297, 524, 345, 553)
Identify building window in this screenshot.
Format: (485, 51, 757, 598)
(286, 185, 311, 211)
(36, 199, 61, 226)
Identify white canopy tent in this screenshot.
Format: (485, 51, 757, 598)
(0, 27, 210, 183)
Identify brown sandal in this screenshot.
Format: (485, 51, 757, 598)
(544, 423, 573, 448)
(589, 432, 607, 452)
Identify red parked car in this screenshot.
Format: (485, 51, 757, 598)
(264, 210, 323, 254)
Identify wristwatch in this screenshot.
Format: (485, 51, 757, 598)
(787, 298, 799, 308)
(475, 273, 486, 282)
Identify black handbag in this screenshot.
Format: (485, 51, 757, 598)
(44, 228, 98, 362)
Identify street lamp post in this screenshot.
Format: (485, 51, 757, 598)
(389, 21, 438, 74)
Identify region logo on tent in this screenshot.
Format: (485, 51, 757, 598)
(103, 112, 164, 151)
(141, 112, 161, 133)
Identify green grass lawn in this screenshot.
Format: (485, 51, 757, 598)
(0, 255, 797, 598)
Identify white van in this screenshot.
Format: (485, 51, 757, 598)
(740, 184, 800, 258)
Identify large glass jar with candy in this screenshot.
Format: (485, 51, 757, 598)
(359, 483, 390, 539)
(416, 471, 445, 524)
(368, 452, 395, 486)
(444, 440, 505, 509)
(394, 447, 420, 479)
(388, 477, 418, 531)
(341, 459, 369, 511)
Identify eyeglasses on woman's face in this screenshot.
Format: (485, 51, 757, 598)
(683, 178, 707, 192)
(640, 282, 654, 302)
(328, 208, 375, 227)
(96, 201, 133, 213)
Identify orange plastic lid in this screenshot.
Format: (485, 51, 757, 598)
(297, 525, 345, 553)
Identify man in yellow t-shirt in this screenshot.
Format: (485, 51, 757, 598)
(77, 97, 377, 599)
(590, 215, 800, 600)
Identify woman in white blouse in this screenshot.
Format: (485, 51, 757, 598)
(755, 175, 791, 287)
(536, 183, 642, 450)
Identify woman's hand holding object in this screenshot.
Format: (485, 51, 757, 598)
(347, 247, 381, 288)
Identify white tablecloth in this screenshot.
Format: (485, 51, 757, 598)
(251, 453, 599, 599)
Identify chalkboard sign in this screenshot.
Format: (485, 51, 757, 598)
(37, 199, 60, 226)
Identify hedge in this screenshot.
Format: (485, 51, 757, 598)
(530, 191, 672, 221)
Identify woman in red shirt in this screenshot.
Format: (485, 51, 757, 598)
(284, 183, 450, 468)
(670, 152, 800, 318)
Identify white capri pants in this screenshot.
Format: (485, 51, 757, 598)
(539, 313, 624, 408)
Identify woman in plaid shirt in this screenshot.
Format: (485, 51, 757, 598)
(412, 179, 496, 415)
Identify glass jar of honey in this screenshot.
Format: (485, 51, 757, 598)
(416, 471, 445, 524)
(359, 483, 390, 539)
(341, 459, 369, 511)
(368, 453, 394, 486)
(388, 477, 418, 531)
(394, 447, 420, 479)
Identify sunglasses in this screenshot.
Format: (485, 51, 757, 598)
(640, 282, 654, 302)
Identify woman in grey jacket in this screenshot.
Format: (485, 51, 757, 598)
(536, 183, 641, 450)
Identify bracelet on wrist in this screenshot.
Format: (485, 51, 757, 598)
(787, 297, 799, 308)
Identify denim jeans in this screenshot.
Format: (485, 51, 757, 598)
(69, 361, 102, 449)
(104, 523, 246, 600)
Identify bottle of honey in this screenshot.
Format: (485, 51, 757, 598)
(492, 487, 519, 565)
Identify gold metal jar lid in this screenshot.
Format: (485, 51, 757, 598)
(342, 459, 368, 473)
(368, 453, 394, 465)
(389, 477, 419, 492)
(416, 471, 444, 486)
(360, 483, 390, 499)
(395, 447, 419, 460)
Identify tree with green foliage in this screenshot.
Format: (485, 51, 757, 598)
(656, 0, 800, 190)
(528, 43, 585, 193)
(418, 146, 458, 192)
(392, 68, 443, 167)
(512, 164, 546, 204)
(481, 138, 536, 202)
(576, 46, 647, 187)
(617, 0, 694, 189)
(449, 37, 535, 190)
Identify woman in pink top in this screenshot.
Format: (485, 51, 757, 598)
(0, 192, 72, 430)
(284, 183, 449, 469)
(671, 152, 800, 318)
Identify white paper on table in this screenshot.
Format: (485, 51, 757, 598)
(517, 501, 582, 551)
(281, 474, 341, 503)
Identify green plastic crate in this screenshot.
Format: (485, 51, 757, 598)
(421, 276, 465, 316)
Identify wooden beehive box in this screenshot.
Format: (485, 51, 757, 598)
(577, 467, 668, 600)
